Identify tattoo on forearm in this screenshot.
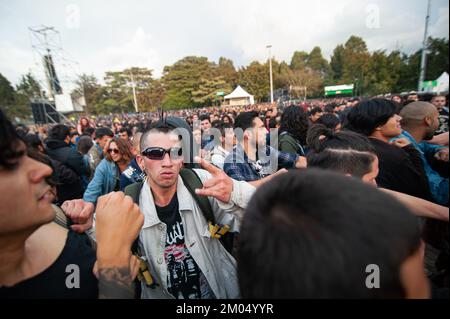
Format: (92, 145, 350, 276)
(98, 267, 134, 299)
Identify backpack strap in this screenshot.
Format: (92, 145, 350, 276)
(123, 181, 157, 291)
(179, 168, 231, 240)
(179, 168, 215, 225)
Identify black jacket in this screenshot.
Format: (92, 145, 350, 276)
(370, 138, 431, 200)
(45, 139, 88, 204)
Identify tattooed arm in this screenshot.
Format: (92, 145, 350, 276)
(98, 267, 134, 299)
(95, 192, 144, 299)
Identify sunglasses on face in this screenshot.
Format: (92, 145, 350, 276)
(141, 147, 183, 160)
(107, 148, 120, 154)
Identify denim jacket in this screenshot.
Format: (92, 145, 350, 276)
(83, 158, 119, 204)
(138, 169, 256, 299)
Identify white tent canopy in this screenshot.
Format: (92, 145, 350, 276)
(223, 85, 255, 106)
(420, 72, 449, 93)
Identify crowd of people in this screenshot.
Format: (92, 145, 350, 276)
(0, 91, 448, 299)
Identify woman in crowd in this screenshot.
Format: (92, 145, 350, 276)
(83, 137, 133, 205)
(278, 105, 309, 156)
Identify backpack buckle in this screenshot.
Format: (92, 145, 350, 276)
(209, 222, 230, 239)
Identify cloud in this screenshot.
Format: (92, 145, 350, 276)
(0, 41, 35, 85)
(83, 27, 162, 81)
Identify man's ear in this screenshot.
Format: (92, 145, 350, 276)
(424, 116, 432, 127)
(136, 155, 145, 171)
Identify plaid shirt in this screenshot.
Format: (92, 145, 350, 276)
(223, 143, 298, 182)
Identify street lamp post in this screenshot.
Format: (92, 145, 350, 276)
(267, 45, 274, 103)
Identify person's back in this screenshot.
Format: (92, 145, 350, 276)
(345, 98, 431, 200)
(45, 125, 86, 203)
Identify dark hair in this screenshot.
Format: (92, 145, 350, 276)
(0, 108, 25, 169)
(233, 111, 259, 141)
(82, 127, 95, 137)
(48, 124, 70, 141)
(309, 107, 323, 116)
(211, 120, 222, 128)
(238, 169, 422, 298)
(268, 117, 279, 129)
(140, 119, 182, 155)
(70, 131, 79, 138)
(307, 125, 376, 177)
(324, 103, 337, 114)
(199, 115, 211, 123)
(316, 113, 341, 130)
(222, 114, 233, 124)
(119, 127, 132, 136)
(104, 137, 133, 163)
(279, 105, 309, 145)
(345, 98, 398, 136)
(77, 136, 94, 155)
(23, 133, 44, 152)
(95, 127, 114, 140)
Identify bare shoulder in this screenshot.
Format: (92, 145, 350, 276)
(24, 222, 69, 278)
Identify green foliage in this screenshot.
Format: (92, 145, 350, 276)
(237, 61, 270, 102)
(1, 35, 448, 117)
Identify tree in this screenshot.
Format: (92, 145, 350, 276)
(217, 57, 238, 88)
(0, 73, 18, 119)
(103, 67, 154, 113)
(425, 37, 449, 81)
(366, 50, 396, 95)
(16, 73, 41, 99)
(307, 46, 331, 78)
(342, 36, 371, 94)
(237, 61, 270, 102)
(74, 74, 101, 114)
(330, 44, 345, 82)
(290, 51, 309, 70)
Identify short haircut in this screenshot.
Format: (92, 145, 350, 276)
(309, 106, 323, 116)
(104, 137, 133, 163)
(82, 127, 95, 137)
(48, 124, 70, 141)
(95, 127, 114, 140)
(316, 113, 341, 130)
(400, 101, 437, 127)
(77, 136, 94, 155)
(199, 115, 211, 123)
(0, 108, 25, 169)
(140, 121, 180, 152)
(345, 98, 398, 136)
(238, 169, 422, 298)
(306, 125, 376, 177)
(119, 127, 132, 136)
(23, 133, 44, 151)
(233, 111, 259, 141)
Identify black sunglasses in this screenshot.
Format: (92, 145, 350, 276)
(107, 148, 120, 154)
(141, 147, 183, 160)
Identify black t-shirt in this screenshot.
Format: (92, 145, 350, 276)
(0, 231, 98, 299)
(370, 138, 431, 200)
(155, 193, 214, 299)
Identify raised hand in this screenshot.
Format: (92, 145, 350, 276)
(60, 199, 94, 233)
(194, 156, 233, 203)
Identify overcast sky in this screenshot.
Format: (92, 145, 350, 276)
(0, 0, 448, 89)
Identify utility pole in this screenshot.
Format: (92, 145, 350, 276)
(418, 0, 431, 91)
(129, 70, 139, 113)
(267, 45, 274, 103)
